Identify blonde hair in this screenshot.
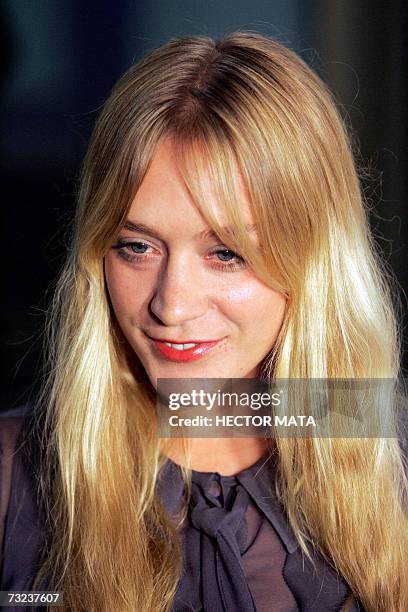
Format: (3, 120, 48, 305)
(32, 32, 408, 611)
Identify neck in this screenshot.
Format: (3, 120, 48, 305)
(163, 437, 271, 476)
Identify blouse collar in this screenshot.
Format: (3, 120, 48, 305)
(157, 452, 300, 554)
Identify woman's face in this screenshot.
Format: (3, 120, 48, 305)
(104, 139, 287, 387)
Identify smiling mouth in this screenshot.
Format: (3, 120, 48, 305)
(147, 336, 224, 362)
(162, 341, 199, 350)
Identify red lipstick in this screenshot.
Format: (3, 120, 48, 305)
(150, 337, 223, 362)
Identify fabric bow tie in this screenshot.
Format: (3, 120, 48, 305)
(174, 476, 257, 612)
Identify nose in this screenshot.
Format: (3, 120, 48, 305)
(149, 254, 208, 326)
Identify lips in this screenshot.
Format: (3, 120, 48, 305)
(149, 336, 223, 362)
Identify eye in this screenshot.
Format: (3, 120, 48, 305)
(111, 239, 157, 263)
(128, 242, 149, 254)
(208, 248, 247, 272)
(216, 249, 236, 262)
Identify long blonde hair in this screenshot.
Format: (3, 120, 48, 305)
(32, 32, 408, 611)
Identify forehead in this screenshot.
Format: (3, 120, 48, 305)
(127, 138, 254, 230)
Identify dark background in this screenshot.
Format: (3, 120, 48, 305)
(1, 1, 407, 411)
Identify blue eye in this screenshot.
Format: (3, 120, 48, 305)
(209, 248, 247, 272)
(216, 250, 236, 261)
(111, 239, 154, 263)
(129, 242, 149, 254)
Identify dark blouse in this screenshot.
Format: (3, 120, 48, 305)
(157, 454, 360, 611)
(2, 403, 406, 611)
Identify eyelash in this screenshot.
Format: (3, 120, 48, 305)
(111, 239, 247, 272)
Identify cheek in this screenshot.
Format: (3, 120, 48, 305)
(220, 280, 286, 330)
(104, 255, 148, 318)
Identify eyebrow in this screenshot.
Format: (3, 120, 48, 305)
(122, 220, 258, 241)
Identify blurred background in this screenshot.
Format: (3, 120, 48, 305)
(1, 0, 407, 411)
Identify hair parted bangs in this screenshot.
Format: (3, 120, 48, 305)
(171, 133, 287, 294)
(77, 31, 373, 313)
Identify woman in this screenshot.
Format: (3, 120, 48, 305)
(1, 31, 407, 612)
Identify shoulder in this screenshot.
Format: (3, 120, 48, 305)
(0, 404, 34, 534)
(0, 403, 48, 590)
(0, 402, 43, 493)
(396, 393, 408, 466)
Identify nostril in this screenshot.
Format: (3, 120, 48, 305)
(148, 300, 165, 324)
